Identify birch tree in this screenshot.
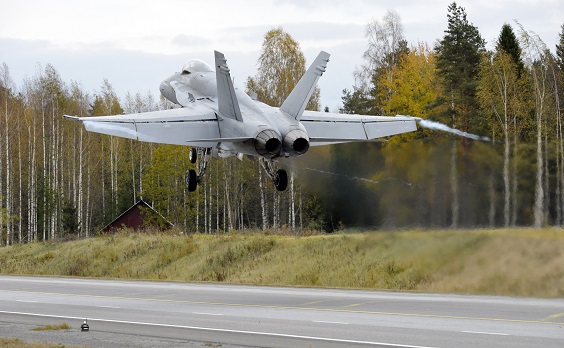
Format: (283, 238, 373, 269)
(246, 27, 320, 110)
(478, 51, 520, 226)
(517, 23, 551, 227)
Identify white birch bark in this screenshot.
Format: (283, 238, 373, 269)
(259, 162, 267, 230)
(450, 141, 459, 228)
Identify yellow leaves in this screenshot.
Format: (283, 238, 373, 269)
(378, 42, 440, 119)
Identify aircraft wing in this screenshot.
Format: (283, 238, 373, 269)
(64, 107, 221, 147)
(300, 111, 417, 146)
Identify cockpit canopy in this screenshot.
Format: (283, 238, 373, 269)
(182, 59, 214, 74)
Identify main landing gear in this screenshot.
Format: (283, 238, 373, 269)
(186, 149, 288, 192)
(260, 158, 288, 192)
(185, 147, 211, 192)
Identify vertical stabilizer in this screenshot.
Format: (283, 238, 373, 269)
(214, 51, 243, 121)
(280, 51, 330, 121)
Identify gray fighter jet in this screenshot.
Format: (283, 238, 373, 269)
(65, 51, 417, 192)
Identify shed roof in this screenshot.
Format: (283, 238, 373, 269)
(101, 199, 173, 233)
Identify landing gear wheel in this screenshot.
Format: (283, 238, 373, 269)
(189, 148, 197, 164)
(186, 169, 198, 192)
(274, 169, 288, 191)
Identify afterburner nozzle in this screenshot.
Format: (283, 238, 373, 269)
(283, 129, 310, 156)
(254, 129, 282, 157)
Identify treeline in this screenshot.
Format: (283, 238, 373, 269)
(1, 2, 564, 245)
(335, 3, 564, 230)
(0, 29, 326, 245)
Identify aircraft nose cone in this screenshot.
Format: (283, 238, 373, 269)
(160, 80, 178, 105)
(159, 80, 169, 94)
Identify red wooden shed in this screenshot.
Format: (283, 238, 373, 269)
(101, 199, 173, 233)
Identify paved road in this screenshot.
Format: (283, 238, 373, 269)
(0, 276, 562, 347)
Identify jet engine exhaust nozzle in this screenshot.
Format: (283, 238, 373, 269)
(254, 129, 282, 158)
(283, 129, 310, 156)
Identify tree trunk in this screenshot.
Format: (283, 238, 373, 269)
(289, 172, 295, 231)
(450, 141, 459, 229)
(489, 172, 496, 227)
(78, 128, 83, 236)
(50, 105, 56, 240)
(5, 83, 12, 245)
(533, 106, 544, 228)
(18, 129, 22, 242)
(511, 121, 518, 226)
(259, 162, 267, 230)
(41, 98, 47, 240)
(532, 67, 546, 228)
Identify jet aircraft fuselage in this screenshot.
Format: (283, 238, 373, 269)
(64, 50, 417, 192)
(159, 57, 312, 159)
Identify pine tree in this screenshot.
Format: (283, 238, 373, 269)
(497, 23, 525, 76)
(435, 2, 485, 131)
(435, 2, 486, 228)
(557, 23, 564, 73)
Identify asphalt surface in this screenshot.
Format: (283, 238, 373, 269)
(0, 275, 562, 347)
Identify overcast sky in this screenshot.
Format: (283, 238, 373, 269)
(1, 0, 562, 111)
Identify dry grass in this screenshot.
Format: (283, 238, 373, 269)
(0, 337, 85, 347)
(31, 323, 71, 331)
(1, 228, 563, 297)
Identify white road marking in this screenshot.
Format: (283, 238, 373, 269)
(193, 312, 224, 316)
(313, 320, 349, 325)
(16, 300, 37, 303)
(96, 306, 121, 309)
(462, 330, 510, 336)
(0, 310, 437, 348)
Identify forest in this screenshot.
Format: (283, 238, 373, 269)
(1, 2, 564, 245)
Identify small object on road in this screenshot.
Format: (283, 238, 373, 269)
(81, 320, 89, 332)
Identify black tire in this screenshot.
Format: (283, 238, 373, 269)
(189, 148, 197, 163)
(274, 169, 288, 191)
(186, 169, 198, 192)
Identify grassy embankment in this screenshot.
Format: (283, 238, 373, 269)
(0, 228, 562, 297)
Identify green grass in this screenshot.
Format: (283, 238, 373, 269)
(1, 228, 563, 297)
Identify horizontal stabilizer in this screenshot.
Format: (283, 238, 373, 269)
(280, 51, 330, 121)
(300, 111, 417, 146)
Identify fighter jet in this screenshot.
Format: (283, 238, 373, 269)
(64, 51, 417, 192)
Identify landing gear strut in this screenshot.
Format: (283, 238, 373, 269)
(185, 147, 211, 192)
(260, 158, 288, 191)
